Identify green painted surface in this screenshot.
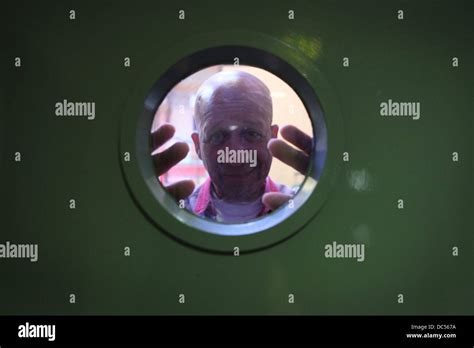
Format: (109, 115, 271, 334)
(1, 0, 472, 315)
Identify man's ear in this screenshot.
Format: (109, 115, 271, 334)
(191, 132, 202, 159)
(270, 124, 279, 138)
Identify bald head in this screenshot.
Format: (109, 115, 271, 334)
(194, 70, 273, 130)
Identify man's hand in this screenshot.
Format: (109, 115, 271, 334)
(263, 125, 313, 211)
(152, 123, 195, 202)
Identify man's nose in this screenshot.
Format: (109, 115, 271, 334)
(225, 133, 246, 150)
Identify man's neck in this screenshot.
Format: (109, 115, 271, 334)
(211, 183, 265, 203)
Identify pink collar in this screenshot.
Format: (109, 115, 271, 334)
(194, 176, 281, 215)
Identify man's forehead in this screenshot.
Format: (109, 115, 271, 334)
(201, 116, 268, 133)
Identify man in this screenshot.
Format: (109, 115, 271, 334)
(152, 71, 312, 223)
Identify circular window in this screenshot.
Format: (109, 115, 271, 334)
(120, 37, 342, 253)
(151, 64, 317, 227)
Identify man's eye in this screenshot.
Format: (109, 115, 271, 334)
(208, 131, 227, 145)
(242, 130, 263, 142)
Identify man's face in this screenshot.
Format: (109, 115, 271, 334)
(192, 85, 277, 203)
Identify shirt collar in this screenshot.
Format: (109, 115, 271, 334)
(193, 176, 281, 215)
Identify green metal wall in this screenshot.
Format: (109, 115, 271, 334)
(1, 0, 472, 315)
